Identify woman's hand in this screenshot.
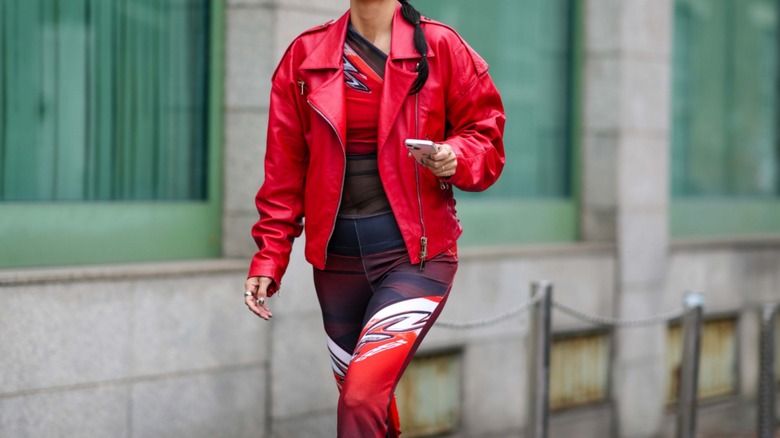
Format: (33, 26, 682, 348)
(421, 143, 457, 178)
(245, 276, 274, 320)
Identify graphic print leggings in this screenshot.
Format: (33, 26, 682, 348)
(313, 212, 457, 438)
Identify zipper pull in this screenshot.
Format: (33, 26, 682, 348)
(439, 180, 447, 190)
(297, 80, 306, 96)
(419, 237, 428, 271)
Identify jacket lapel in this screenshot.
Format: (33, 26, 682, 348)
(378, 5, 435, 152)
(302, 11, 350, 149)
(307, 73, 347, 149)
(378, 61, 416, 153)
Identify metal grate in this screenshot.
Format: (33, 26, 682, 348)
(549, 332, 610, 410)
(774, 315, 780, 382)
(396, 352, 462, 437)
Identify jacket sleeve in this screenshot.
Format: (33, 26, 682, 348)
(247, 73, 309, 296)
(442, 41, 506, 192)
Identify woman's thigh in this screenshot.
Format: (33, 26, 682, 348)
(346, 248, 458, 384)
(313, 253, 374, 386)
(314, 247, 458, 390)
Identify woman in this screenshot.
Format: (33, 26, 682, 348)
(244, 0, 505, 436)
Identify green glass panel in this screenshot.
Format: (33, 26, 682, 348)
(56, 0, 88, 200)
(0, 0, 210, 201)
(672, 0, 779, 197)
(2, 0, 47, 199)
(420, 0, 575, 199)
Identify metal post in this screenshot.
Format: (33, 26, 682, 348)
(528, 281, 553, 438)
(676, 292, 705, 438)
(757, 303, 778, 438)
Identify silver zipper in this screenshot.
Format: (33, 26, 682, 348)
(414, 93, 427, 271)
(414, 164, 427, 270)
(307, 98, 346, 265)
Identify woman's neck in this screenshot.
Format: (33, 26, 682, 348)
(349, 0, 395, 53)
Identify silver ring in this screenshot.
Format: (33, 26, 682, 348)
(257, 297, 265, 306)
(244, 290, 253, 297)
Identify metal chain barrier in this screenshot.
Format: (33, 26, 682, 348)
(436, 290, 543, 329)
(437, 290, 687, 329)
(552, 299, 686, 328)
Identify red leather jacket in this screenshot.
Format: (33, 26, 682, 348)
(249, 5, 505, 295)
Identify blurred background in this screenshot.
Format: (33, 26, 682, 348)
(1, 0, 779, 436)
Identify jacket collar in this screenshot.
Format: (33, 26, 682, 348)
(300, 3, 434, 71)
(389, 3, 435, 61)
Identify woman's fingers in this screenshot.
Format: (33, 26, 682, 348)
(244, 276, 274, 320)
(429, 144, 451, 161)
(245, 295, 273, 320)
(423, 144, 456, 177)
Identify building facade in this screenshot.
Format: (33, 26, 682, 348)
(1, 0, 779, 437)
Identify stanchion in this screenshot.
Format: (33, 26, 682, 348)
(528, 281, 553, 438)
(676, 292, 705, 438)
(757, 303, 778, 438)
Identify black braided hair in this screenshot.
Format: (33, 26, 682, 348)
(398, 0, 429, 94)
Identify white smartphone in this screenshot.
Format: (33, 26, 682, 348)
(405, 139, 439, 163)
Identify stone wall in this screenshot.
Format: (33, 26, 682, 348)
(0, 261, 266, 437)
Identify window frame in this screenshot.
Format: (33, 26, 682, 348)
(671, 199, 780, 239)
(0, 0, 224, 269)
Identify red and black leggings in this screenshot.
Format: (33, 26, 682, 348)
(313, 212, 457, 438)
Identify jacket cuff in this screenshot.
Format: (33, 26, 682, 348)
(247, 258, 284, 297)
